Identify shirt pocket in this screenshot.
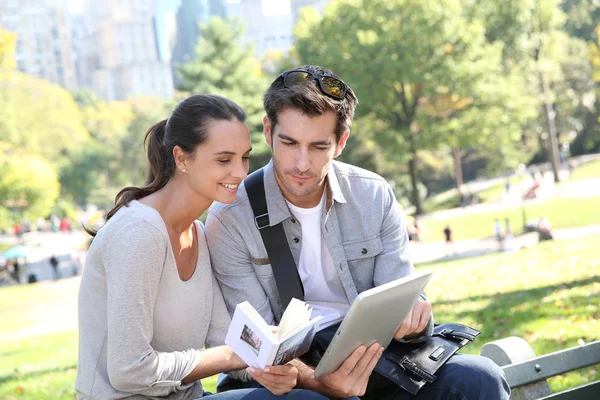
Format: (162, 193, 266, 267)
(343, 235, 384, 261)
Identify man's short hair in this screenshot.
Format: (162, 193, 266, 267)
(263, 65, 359, 141)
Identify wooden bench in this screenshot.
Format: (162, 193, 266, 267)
(481, 337, 600, 399)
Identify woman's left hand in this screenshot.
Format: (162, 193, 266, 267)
(247, 364, 298, 395)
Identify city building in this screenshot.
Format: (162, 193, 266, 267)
(0, 0, 77, 89)
(81, 0, 174, 100)
(239, 0, 329, 58)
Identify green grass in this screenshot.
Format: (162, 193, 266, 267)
(423, 177, 526, 213)
(1, 237, 598, 397)
(0, 329, 218, 399)
(1, 243, 12, 253)
(0, 330, 78, 400)
(420, 195, 600, 241)
(418, 235, 600, 393)
(571, 160, 600, 181)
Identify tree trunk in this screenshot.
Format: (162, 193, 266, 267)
(538, 70, 561, 183)
(453, 145, 463, 189)
(408, 154, 423, 215)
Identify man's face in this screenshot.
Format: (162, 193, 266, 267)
(264, 108, 348, 208)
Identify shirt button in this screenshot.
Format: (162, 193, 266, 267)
(362, 248, 368, 254)
(294, 238, 300, 243)
(291, 218, 296, 224)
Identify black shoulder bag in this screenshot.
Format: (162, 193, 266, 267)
(244, 169, 480, 397)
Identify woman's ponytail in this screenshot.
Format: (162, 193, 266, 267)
(84, 120, 173, 236)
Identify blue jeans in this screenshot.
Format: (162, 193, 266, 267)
(384, 354, 510, 400)
(201, 388, 357, 399)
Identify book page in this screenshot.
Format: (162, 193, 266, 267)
(277, 298, 313, 340)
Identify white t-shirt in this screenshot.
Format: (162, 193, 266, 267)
(286, 195, 350, 330)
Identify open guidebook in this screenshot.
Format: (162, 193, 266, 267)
(225, 298, 323, 369)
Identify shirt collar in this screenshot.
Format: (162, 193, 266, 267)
(263, 160, 347, 226)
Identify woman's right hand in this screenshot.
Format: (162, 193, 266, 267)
(247, 364, 298, 395)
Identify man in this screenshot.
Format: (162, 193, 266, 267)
(206, 65, 509, 399)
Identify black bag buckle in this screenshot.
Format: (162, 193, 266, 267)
(386, 353, 437, 383)
(254, 213, 270, 230)
(437, 328, 476, 342)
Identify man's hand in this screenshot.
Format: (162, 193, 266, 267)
(315, 343, 383, 398)
(394, 298, 432, 340)
(247, 364, 298, 395)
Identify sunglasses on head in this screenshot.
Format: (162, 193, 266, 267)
(281, 69, 348, 100)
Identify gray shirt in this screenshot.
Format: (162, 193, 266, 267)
(76, 201, 234, 400)
(206, 160, 433, 336)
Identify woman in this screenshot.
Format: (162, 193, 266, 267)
(76, 95, 329, 400)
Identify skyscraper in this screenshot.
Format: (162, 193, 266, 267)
(0, 0, 77, 89)
(170, 0, 226, 73)
(239, 0, 329, 58)
(81, 0, 174, 100)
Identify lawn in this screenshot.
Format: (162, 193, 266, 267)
(1, 237, 598, 398)
(417, 235, 599, 393)
(419, 195, 600, 242)
(571, 159, 600, 181)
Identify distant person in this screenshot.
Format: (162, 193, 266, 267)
(443, 225, 456, 256)
(568, 159, 575, 177)
(538, 216, 553, 241)
(494, 219, 503, 250)
(504, 218, 512, 239)
(75, 94, 325, 400)
(49, 255, 60, 280)
(59, 218, 70, 232)
(11, 260, 20, 282)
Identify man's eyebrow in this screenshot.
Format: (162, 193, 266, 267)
(277, 133, 333, 146)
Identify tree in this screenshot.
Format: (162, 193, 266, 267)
(0, 71, 89, 163)
(562, 0, 600, 41)
(295, 0, 528, 214)
(0, 143, 59, 223)
(59, 141, 113, 207)
(177, 17, 271, 170)
(467, 0, 595, 174)
(0, 29, 16, 70)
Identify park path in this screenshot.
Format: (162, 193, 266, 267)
(409, 223, 600, 264)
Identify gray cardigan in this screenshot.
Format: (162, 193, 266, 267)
(76, 201, 242, 400)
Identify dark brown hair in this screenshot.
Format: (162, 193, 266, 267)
(85, 94, 246, 236)
(263, 65, 358, 141)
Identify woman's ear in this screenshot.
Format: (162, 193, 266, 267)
(173, 145, 188, 174)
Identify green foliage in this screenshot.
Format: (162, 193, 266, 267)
(178, 17, 269, 131)
(59, 141, 112, 207)
(0, 28, 16, 70)
(562, 0, 600, 41)
(0, 71, 89, 163)
(0, 143, 59, 222)
(295, 0, 536, 212)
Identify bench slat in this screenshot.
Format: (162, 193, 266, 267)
(502, 340, 600, 387)
(538, 380, 600, 400)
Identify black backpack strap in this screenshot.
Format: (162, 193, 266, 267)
(244, 169, 304, 310)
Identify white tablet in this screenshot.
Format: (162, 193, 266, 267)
(314, 270, 433, 378)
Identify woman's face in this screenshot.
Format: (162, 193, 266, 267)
(185, 119, 252, 204)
